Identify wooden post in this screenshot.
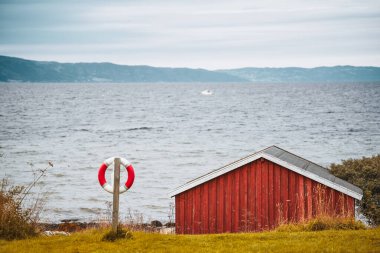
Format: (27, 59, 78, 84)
(112, 157, 121, 233)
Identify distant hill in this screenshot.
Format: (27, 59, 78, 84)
(0, 55, 245, 83)
(1, 55, 379, 83)
(219, 66, 380, 83)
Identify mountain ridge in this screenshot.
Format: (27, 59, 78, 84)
(218, 66, 380, 83)
(0, 55, 246, 83)
(1, 55, 380, 83)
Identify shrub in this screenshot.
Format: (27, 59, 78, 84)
(0, 162, 52, 240)
(330, 154, 380, 226)
(0, 179, 38, 240)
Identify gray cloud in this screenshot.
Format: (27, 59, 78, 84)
(0, 0, 379, 68)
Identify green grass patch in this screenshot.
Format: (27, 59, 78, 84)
(0, 228, 379, 253)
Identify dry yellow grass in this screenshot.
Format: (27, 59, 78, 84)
(275, 216, 366, 232)
(0, 227, 379, 253)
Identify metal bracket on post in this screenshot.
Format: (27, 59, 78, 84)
(112, 157, 120, 233)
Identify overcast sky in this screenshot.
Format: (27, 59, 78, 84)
(0, 0, 379, 69)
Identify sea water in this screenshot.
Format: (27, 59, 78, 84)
(0, 82, 379, 222)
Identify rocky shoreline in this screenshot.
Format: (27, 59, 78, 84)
(38, 219, 175, 234)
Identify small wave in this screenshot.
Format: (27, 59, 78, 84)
(12, 150, 38, 155)
(51, 208, 74, 214)
(348, 128, 364, 133)
(143, 205, 164, 210)
(127, 127, 153, 131)
(88, 197, 103, 202)
(74, 128, 90, 132)
(80, 207, 102, 214)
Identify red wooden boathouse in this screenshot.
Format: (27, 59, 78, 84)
(170, 146, 363, 234)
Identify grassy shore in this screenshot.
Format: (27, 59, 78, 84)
(0, 228, 379, 253)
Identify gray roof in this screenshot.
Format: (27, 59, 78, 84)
(170, 146, 363, 200)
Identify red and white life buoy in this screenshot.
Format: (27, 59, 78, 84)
(98, 157, 135, 194)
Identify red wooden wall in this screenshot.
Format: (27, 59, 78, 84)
(175, 158, 355, 234)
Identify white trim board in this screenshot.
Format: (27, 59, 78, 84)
(169, 152, 363, 200)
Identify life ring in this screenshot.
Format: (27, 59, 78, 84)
(98, 157, 135, 194)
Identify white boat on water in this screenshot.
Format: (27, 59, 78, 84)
(201, 89, 213, 95)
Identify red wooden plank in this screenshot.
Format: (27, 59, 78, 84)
(183, 192, 187, 234)
(240, 165, 248, 231)
(297, 175, 304, 222)
(330, 188, 336, 216)
(193, 186, 201, 234)
(320, 185, 327, 215)
(337, 191, 342, 216)
(311, 181, 316, 217)
(339, 192, 345, 215)
(175, 196, 180, 234)
(305, 178, 312, 220)
(330, 189, 336, 216)
(176, 197, 180, 234)
(268, 161, 274, 229)
(261, 159, 269, 230)
(208, 180, 217, 233)
(201, 183, 209, 234)
(183, 193, 187, 234)
(303, 179, 308, 220)
(179, 194, 186, 234)
(333, 190, 338, 215)
(244, 165, 249, 230)
(232, 169, 240, 232)
(221, 175, 226, 231)
(333, 190, 339, 217)
(312, 181, 319, 217)
(322, 186, 328, 216)
(256, 159, 262, 230)
(347, 197, 354, 217)
(273, 164, 281, 227)
(216, 177, 224, 233)
(231, 171, 237, 232)
(341, 193, 346, 216)
(280, 165, 289, 223)
(344, 194, 349, 216)
(181, 194, 186, 234)
(334, 191, 343, 216)
(288, 171, 296, 222)
(246, 163, 251, 231)
(191, 189, 196, 234)
(251, 160, 258, 231)
(294, 173, 300, 222)
(325, 188, 333, 216)
(184, 190, 192, 233)
(247, 162, 254, 231)
(224, 173, 232, 232)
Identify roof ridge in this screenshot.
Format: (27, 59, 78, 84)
(266, 145, 328, 171)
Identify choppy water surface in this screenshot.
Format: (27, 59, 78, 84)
(0, 82, 379, 222)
